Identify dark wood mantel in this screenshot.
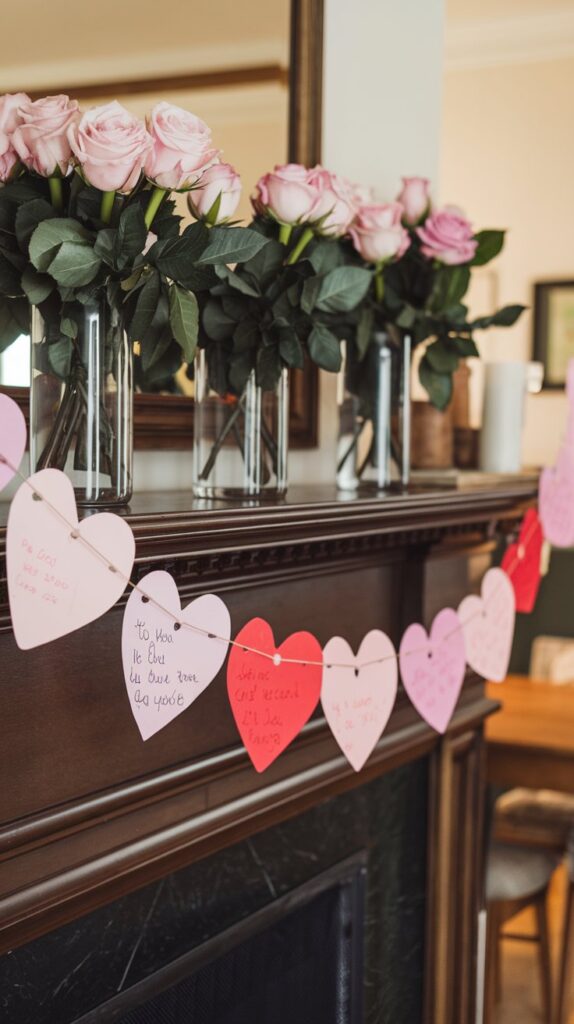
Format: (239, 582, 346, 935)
(0, 480, 537, 1023)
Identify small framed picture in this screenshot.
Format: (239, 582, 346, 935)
(533, 280, 574, 389)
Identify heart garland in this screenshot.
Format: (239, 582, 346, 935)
(7, 469, 135, 649)
(226, 617, 323, 772)
(121, 570, 231, 740)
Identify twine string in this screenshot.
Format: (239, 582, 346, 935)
(0, 454, 533, 673)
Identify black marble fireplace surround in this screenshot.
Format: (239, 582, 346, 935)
(0, 763, 427, 1024)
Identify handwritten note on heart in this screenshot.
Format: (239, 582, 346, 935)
(399, 608, 466, 734)
(0, 393, 27, 493)
(322, 630, 397, 772)
(501, 509, 543, 613)
(7, 469, 135, 649)
(458, 567, 515, 683)
(539, 451, 574, 548)
(227, 618, 323, 773)
(122, 571, 230, 740)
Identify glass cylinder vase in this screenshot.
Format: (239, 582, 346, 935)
(336, 331, 411, 493)
(192, 348, 289, 499)
(29, 297, 133, 506)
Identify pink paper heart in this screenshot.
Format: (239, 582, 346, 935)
(457, 567, 515, 683)
(322, 630, 398, 772)
(399, 608, 466, 734)
(7, 469, 135, 649)
(539, 450, 574, 548)
(122, 570, 230, 740)
(0, 393, 27, 492)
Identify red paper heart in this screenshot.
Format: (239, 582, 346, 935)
(501, 508, 543, 613)
(227, 618, 323, 772)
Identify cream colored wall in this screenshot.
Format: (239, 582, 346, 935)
(441, 51, 574, 467)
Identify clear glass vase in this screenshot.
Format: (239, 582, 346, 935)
(192, 348, 289, 498)
(30, 297, 133, 506)
(336, 331, 411, 493)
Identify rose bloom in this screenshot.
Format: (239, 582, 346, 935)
(0, 92, 28, 183)
(307, 166, 357, 237)
(396, 176, 431, 226)
(69, 101, 151, 193)
(145, 102, 218, 191)
(12, 95, 80, 177)
(349, 202, 410, 263)
(417, 205, 478, 265)
(252, 163, 320, 224)
(188, 161, 241, 223)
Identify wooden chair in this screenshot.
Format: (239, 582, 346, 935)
(484, 841, 558, 1023)
(556, 831, 574, 1024)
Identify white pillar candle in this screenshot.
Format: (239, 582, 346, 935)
(480, 362, 527, 473)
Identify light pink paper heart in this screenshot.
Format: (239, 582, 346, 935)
(539, 449, 574, 548)
(122, 571, 230, 740)
(7, 469, 135, 649)
(0, 393, 27, 492)
(399, 608, 466, 734)
(457, 567, 515, 683)
(322, 630, 398, 771)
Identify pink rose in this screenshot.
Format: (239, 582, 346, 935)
(307, 166, 357, 237)
(68, 101, 151, 193)
(349, 202, 410, 263)
(12, 95, 80, 177)
(396, 176, 431, 225)
(0, 92, 28, 184)
(145, 102, 218, 191)
(252, 163, 320, 224)
(188, 161, 241, 223)
(417, 205, 478, 265)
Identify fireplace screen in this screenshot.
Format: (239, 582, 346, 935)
(83, 856, 365, 1024)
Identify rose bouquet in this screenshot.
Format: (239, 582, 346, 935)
(0, 93, 265, 501)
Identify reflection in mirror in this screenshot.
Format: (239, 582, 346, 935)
(0, 0, 291, 397)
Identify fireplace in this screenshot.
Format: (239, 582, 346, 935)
(0, 763, 428, 1024)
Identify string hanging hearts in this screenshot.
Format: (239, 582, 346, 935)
(321, 630, 398, 772)
(227, 618, 323, 773)
(121, 571, 231, 740)
(0, 393, 26, 493)
(7, 469, 135, 649)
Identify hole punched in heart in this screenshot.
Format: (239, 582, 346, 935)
(174, 622, 181, 631)
(32, 492, 42, 502)
(141, 595, 149, 603)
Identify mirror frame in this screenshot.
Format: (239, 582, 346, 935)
(2, 0, 324, 451)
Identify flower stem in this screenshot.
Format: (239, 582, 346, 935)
(375, 267, 385, 303)
(144, 187, 167, 230)
(286, 226, 314, 265)
(49, 177, 63, 213)
(100, 190, 116, 224)
(279, 223, 292, 247)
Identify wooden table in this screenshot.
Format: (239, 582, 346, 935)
(486, 674, 574, 794)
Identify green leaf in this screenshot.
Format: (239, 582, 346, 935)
(471, 229, 505, 267)
(316, 266, 372, 313)
(242, 238, 284, 287)
(491, 304, 526, 327)
(308, 324, 342, 372)
(233, 319, 260, 353)
(425, 339, 459, 374)
(0, 251, 23, 296)
(449, 335, 479, 357)
(48, 241, 101, 287)
(0, 297, 29, 352)
(256, 344, 282, 391)
(429, 265, 470, 314)
(60, 317, 78, 339)
(141, 293, 170, 372)
(47, 338, 72, 380)
(15, 198, 56, 250)
(94, 228, 116, 267)
(202, 298, 236, 342)
(198, 226, 269, 265)
(279, 329, 304, 369)
(29, 218, 91, 272)
(396, 305, 416, 329)
(229, 351, 255, 393)
(216, 265, 260, 297)
(168, 284, 199, 363)
(301, 275, 322, 314)
(309, 239, 344, 274)
(356, 305, 374, 359)
(114, 204, 147, 267)
(128, 270, 161, 342)
(21, 266, 53, 304)
(419, 356, 453, 410)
